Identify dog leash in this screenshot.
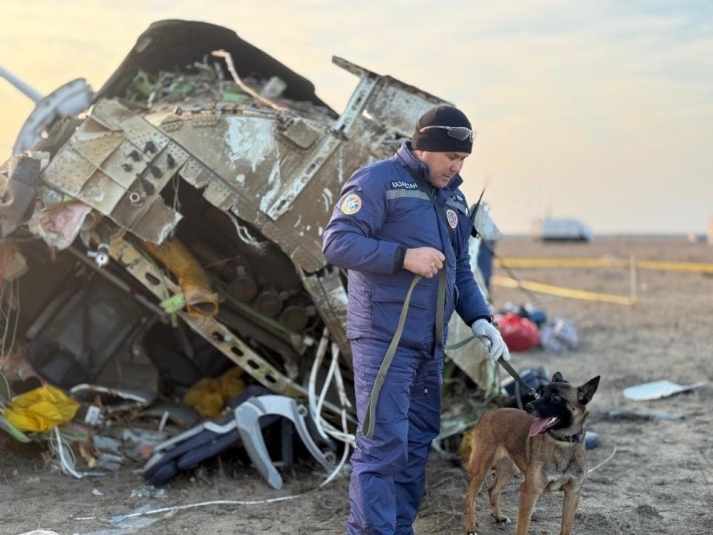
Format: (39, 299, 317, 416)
(445, 336, 540, 400)
(362, 264, 449, 439)
(497, 356, 540, 400)
(364, 162, 453, 439)
(362, 274, 420, 439)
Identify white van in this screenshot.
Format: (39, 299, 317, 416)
(532, 218, 592, 242)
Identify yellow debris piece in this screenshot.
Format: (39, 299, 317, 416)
(4, 385, 81, 432)
(183, 367, 246, 418)
(458, 428, 475, 464)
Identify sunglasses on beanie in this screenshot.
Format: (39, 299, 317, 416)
(419, 125, 476, 142)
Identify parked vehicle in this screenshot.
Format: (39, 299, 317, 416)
(531, 217, 592, 242)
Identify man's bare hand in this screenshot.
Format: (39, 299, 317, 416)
(403, 247, 445, 278)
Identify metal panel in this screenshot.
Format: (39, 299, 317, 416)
(41, 147, 96, 196)
(365, 82, 449, 138)
(40, 100, 185, 244)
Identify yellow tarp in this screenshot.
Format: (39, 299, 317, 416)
(183, 367, 246, 418)
(4, 385, 80, 432)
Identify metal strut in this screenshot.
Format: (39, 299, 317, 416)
(110, 238, 304, 398)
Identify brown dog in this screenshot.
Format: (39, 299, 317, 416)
(464, 372, 600, 535)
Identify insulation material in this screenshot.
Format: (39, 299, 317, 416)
(182, 367, 246, 418)
(4, 385, 81, 432)
(141, 238, 219, 317)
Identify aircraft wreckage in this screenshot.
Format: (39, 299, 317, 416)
(0, 20, 502, 486)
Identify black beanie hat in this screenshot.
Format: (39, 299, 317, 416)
(411, 105, 473, 154)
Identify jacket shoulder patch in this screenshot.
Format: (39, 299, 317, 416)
(340, 193, 362, 215)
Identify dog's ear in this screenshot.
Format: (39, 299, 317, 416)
(577, 376, 600, 405)
(552, 371, 565, 383)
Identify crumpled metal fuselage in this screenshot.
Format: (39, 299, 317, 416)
(8, 21, 510, 420)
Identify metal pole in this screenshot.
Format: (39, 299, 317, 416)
(0, 66, 44, 103)
(630, 253, 637, 303)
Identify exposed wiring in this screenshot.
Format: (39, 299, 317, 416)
(307, 328, 332, 444)
(304, 327, 356, 488)
(588, 447, 617, 474)
(107, 495, 302, 524)
(0, 278, 21, 364)
(314, 341, 354, 445)
(52, 426, 83, 479)
(225, 211, 268, 249)
(0, 280, 8, 365)
(211, 50, 285, 112)
(318, 341, 353, 487)
(0, 370, 11, 405)
(315, 344, 338, 425)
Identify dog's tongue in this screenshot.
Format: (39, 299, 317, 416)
(529, 417, 550, 437)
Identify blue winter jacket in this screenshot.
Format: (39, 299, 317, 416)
(322, 143, 491, 349)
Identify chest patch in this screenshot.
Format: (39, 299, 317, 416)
(340, 193, 362, 215)
(446, 208, 458, 229)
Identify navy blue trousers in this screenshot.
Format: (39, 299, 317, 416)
(347, 338, 443, 535)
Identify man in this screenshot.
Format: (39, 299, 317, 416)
(323, 105, 510, 534)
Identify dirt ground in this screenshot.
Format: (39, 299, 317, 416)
(1, 236, 712, 535)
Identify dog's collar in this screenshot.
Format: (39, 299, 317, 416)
(547, 429, 584, 443)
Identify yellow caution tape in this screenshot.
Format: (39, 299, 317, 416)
(495, 258, 627, 268)
(634, 260, 713, 273)
(495, 258, 713, 273)
(491, 276, 636, 306)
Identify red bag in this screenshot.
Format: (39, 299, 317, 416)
(494, 313, 540, 352)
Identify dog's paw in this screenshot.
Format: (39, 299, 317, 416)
(491, 513, 511, 524)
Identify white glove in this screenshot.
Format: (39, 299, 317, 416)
(471, 319, 511, 361)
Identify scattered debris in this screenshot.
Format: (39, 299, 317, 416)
(540, 316, 579, 353)
(600, 408, 686, 421)
(3, 384, 80, 433)
(0, 19, 508, 493)
(494, 312, 540, 352)
(623, 380, 706, 401)
(585, 431, 600, 450)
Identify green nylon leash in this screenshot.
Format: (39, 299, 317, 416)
(362, 161, 453, 439)
(362, 265, 447, 439)
(443, 334, 477, 351)
(444, 334, 540, 400)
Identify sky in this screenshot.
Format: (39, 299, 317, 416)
(0, 0, 711, 235)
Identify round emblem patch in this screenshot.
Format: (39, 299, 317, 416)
(340, 193, 362, 215)
(446, 209, 458, 229)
